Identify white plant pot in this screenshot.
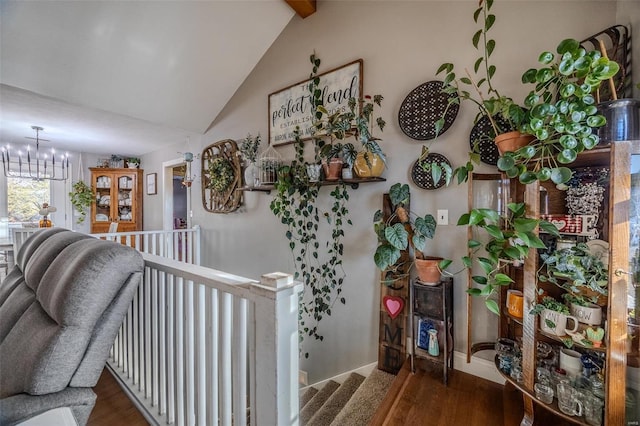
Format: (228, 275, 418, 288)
(570, 302, 602, 326)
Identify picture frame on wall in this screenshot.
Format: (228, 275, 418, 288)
(268, 59, 363, 146)
(146, 173, 157, 195)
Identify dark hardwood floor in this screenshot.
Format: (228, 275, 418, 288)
(88, 369, 149, 426)
(89, 362, 575, 426)
(371, 359, 575, 426)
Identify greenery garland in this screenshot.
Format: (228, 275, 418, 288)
(207, 157, 235, 193)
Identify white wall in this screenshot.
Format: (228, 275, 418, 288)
(141, 1, 621, 384)
(617, 0, 640, 99)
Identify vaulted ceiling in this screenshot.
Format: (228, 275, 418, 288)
(0, 1, 302, 156)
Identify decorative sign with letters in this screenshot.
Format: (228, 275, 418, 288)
(268, 59, 363, 146)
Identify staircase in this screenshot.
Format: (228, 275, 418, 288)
(299, 369, 395, 426)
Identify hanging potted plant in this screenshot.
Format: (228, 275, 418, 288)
(435, 0, 528, 175)
(69, 180, 94, 224)
(496, 38, 620, 186)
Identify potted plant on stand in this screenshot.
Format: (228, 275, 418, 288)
(373, 183, 450, 285)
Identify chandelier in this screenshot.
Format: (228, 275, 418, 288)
(1, 126, 69, 181)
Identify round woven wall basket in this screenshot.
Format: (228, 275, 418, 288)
(411, 152, 452, 190)
(398, 81, 459, 141)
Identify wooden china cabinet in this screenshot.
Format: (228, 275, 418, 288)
(494, 140, 638, 426)
(89, 167, 143, 233)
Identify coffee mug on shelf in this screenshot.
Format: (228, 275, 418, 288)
(559, 348, 583, 378)
(506, 289, 524, 318)
(557, 383, 584, 417)
(540, 308, 579, 336)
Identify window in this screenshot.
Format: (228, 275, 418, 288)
(7, 177, 50, 224)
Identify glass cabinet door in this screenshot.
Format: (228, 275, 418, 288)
(628, 149, 640, 425)
(94, 174, 112, 222)
(116, 174, 134, 222)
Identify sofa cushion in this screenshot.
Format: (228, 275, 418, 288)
(0, 229, 143, 398)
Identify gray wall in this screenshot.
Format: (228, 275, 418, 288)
(140, 1, 623, 383)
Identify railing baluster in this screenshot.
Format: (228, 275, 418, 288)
(145, 266, 152, 399)
(167, 273, 175, 424)
(208, 288, 219, 426)
(185, 279, 195, 426)
(196, 284, 206, 425)
(127, 296, 134, 378)
(151, 268, 159, 407)
(233, 296, 248, 426)
(221, 292, 232, 426)
(175, 276, 185, 426)
(159, 270, 167, 416)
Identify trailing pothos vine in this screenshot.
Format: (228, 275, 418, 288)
(269, 53, 352, 357)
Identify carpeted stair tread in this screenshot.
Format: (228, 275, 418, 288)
(306, 373, 365, 426)
(300, 380, 340, 425)
(300, 386, 319, 410)
(330, 368, 396, 426)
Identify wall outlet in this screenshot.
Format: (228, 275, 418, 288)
(299, 370, 308, 386)
(437, 209, 449, 225)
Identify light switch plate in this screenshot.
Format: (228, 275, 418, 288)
(437, 209, 449, 225)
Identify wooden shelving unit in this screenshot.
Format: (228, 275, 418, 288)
(494, 143, 634, 425)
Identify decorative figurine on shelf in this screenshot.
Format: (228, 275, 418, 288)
(38, 203, 56, 228)
(428, 328, 440, 357)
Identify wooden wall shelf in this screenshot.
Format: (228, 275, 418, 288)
(237, 177, 386, 194)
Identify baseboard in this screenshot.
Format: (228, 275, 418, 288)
(301, 362, 378, 391)
(452, 351, 505, 384)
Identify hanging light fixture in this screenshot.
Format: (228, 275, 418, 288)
(1, 126, 69, 181)
(182, 151, 195, 187)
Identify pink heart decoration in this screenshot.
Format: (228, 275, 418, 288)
(383, 296, 404, 319)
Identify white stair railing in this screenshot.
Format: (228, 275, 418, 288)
(11, 226, 201, 265)
(108, 254, 302, 426)
(93, 226, 201, 265)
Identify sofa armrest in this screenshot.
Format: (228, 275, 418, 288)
(0, 388, 96, 426)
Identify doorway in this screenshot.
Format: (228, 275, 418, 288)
(162, 158, 192, 232)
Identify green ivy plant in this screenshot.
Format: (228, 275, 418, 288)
(537, 243, 609, 304)
(69, 181, 94, 224)
(269, 53, 355, 357)
(497, 38, 620, 186)
(458, 202, 559, 314)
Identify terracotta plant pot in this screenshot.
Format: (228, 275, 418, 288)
(322, 158, 343, 181)
(494, 131, 535, 155)
(353, 152, 385, 178)
(415, 256, 442, 284)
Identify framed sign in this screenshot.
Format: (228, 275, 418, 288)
(268, 59, 363, 146)
(146, 173, 157, 195)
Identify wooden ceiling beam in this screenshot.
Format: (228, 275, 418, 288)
(284, 0, 316, 18)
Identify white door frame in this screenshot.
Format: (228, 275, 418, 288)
(162, 158, 192, 231)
